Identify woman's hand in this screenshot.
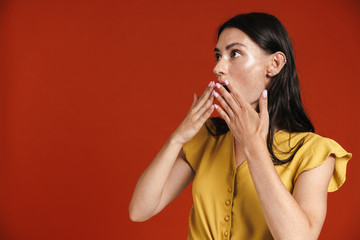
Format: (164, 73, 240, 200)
(172, 81, 216, 145)
(213, 81, 269, 147)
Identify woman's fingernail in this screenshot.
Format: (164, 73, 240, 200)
(208, 81, 213, 87)
(224, 80, 229, 85)
(262, 89, 268, 98)
(212, 90, 218, 98)
(216, 83, 221, 89)
(214, 104, 219, 109)
(211, 105, 214, 110)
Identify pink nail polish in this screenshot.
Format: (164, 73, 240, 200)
(212, 90, 218, 97)
(216, 83, 221, 89)
(224, 80, 229, 85)
(262, 89, 267, 98)
(214, 104, 218, 109)
(208, 81, 212, 87)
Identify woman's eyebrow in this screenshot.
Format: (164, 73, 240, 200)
(214, 42, 247, 52)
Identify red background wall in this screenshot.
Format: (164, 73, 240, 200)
(1, 0, 359, 239)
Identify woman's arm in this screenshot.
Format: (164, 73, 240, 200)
(244, 139, 335, 240)
(214, 81, 335, 240)
(129, 81, 216, 222)
(129, 138, 194, 222)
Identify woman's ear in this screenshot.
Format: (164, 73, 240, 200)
(266, 52, 287, 77)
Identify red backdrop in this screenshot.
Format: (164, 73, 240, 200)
(1, 0, 359, 239)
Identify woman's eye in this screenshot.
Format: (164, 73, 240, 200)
(215, 54, 221, 62)
(231, 50, 241, 58)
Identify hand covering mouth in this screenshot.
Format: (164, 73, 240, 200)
(222, 84, 230, 93)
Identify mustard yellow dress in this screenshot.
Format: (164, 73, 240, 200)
(182, 119, 352, 240)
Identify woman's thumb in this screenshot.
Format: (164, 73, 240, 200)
(191, 93, 198, 107)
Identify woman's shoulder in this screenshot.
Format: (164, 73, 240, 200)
(274, 130, 342, 152)
(182, 119, 214, 172)
(275, 130, 352, 192)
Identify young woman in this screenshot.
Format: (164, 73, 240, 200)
(129, 12, 352, 240)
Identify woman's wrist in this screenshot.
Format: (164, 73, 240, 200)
(169, 131, 186, 147)
(242, 136, 268, 160)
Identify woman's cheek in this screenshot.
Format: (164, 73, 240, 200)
(230, 56, 257, 80)
(242, 54, 256, 68)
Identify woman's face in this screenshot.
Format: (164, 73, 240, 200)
(213, 27, 272, 108)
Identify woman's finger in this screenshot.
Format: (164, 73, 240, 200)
(222, 81, 250, 109)
(214, 104, 230, 124)
(192, 81, 215, 113)
(212, 89, 235, 119)
(194, 93, 215, 120)
(189, 93, 198, 109)
(200, 104, 215, 121)
(215, 83, 240, 112)
(259, 89, 269, 121)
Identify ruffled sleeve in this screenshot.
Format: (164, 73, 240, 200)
(294, 135, 352, 192)
(182, 121, 210, 172)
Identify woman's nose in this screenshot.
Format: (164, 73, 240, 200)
(213, 60, 226, 77)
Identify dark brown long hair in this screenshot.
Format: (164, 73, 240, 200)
(207, 12, 314, 165)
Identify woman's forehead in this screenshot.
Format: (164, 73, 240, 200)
(215, 28, 262, 53)
(216, 28, 254, 50)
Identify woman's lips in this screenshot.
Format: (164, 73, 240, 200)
(217, 79, 226, 84)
